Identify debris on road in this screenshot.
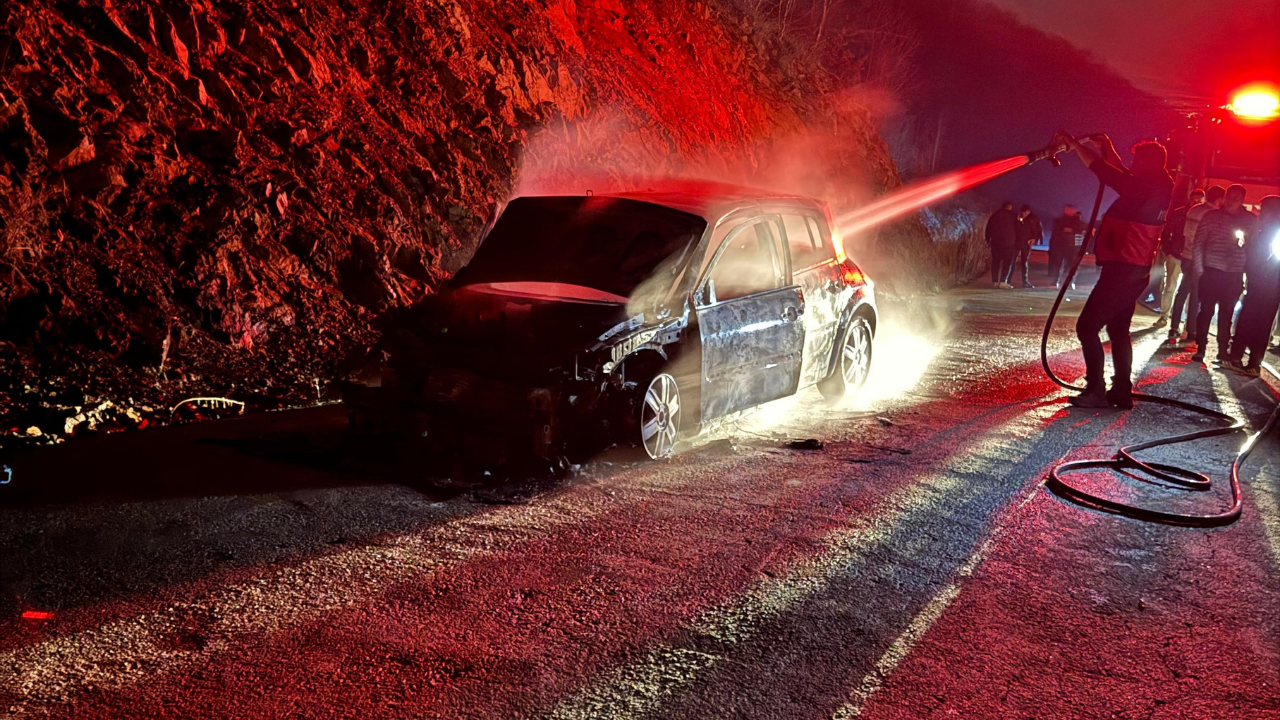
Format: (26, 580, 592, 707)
(786, 438, 825, 451)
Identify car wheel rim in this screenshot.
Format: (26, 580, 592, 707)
(641, 373, 680, 459)
(842, 324, 871, 389)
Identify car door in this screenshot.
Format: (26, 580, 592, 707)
(782, 213, 844, 385)
(694, 215, 806, 420)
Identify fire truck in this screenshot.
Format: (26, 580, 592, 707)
(1135, 84, 1278, 312)
(1167, 84, 1280, 207)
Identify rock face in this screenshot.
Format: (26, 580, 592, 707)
(0, 0, 908, 438)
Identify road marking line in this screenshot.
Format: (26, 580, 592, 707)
(830, 480, 1043, 719)
(0, 441, 875, 713)
(1208, 371, 1280, 567)
(549, 404, 1058, 720)
(0, 476, 661, 709)
(835, 344, 1251, 719)
(552, 334, 1167, 718)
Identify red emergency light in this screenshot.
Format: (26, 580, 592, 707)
(1227, 83, 1280, 123)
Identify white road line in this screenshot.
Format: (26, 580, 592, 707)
(549, 403, 1058, 720)
(0, 478, 647, 710)
(0, 441, 862, 713)
(830, 481, 1042, 719)
(1208, 371, 1280, 567)
(830, 337, 1170, 718)
(834, 340, 1232, 718)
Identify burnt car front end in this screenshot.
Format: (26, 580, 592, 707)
(343, 196, 706, 469)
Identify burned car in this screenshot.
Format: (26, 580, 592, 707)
(344, 187, 876, 465)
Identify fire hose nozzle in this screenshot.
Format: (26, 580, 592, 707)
(1027, 133, 1072, 167)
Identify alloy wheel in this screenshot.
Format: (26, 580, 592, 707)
(841, 321, 872, 390)
(640, 373, 681, 459)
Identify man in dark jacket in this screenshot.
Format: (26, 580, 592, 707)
(1059, 133, 1174, 408)
(985, 202, 1019, 289)
(1013, 204, 1042, 288)
(1224, 196, 1280, 376)
(1155, 187, 1203, 330)
(1048, 205, 1085, 288)
(1192, 184, 1259, 362)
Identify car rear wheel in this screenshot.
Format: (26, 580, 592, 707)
(818, 316, 873, 403)
(639, 372, 682, 459)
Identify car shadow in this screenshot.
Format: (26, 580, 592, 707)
(0, 404, 583, 629)
(0, 403, 588, 507)
(0, 406, 377, 506)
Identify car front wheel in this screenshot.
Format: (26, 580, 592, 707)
(638, 372, 681, 459)
(818, 316, 873, 403)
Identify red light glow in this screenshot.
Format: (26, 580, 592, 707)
(22, 610, 55, 620)
(838, 260, 865, 286)
(1227, 84, 1280, 122)
(836, 155, 1029, 239)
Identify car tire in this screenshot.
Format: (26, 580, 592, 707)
(636, 372, 682, 459)
(818, 315, 873, 403)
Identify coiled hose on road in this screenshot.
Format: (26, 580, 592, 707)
(1040, 181, 1280, 527)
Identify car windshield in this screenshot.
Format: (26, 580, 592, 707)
(451, 197, 706, 299)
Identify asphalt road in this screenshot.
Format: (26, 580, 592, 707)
(3, 256, 1279, 719)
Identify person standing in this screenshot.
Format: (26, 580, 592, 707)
(1170, 185, 1226, 343)
(1058, 132, 1173, 409)
(1224, 196, 1280, 376)
(1048, 205, 1085, 288)
(1154, 188, 1202, 331)
(985, 201, 1019, 289)
(1191, 184, 1257, 363)
(1012, 204, 1042, 288)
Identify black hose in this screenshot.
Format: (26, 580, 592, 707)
(1040, 180, 1280, 527)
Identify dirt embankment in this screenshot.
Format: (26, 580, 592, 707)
(0, 0, 915, 445)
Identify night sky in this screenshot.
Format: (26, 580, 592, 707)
(988, 0, 1280, 105)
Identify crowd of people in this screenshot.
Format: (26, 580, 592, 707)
(985, 201, 1087, 290)
(980, 132, 1280, 409)
(984, 202, 1044, 289)
(1157, 185, 1280, 377)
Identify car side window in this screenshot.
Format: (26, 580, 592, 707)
(704, 218, 786, 303)
(783, 212, 834, 269)
(783, 214, 824, 269)
(802, 215, 836, 265)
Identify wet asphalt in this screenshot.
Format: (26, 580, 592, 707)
(1, 255, 1278, 719)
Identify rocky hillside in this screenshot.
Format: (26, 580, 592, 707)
(0, 0, 910, 442)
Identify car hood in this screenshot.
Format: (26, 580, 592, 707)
(393, 285, 637, 375)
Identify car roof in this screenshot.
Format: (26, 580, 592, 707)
(596, 181, 827, 221)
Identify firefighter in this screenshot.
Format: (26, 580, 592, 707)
(1058, 132, 1174, 409)
(1014, 204, 1042, 288)
(1191, 184, 1258, 363)
(1224, 196, 1280, 376)
(1048, 205, 1085, 288)
(1154, 187, 1204, 331)
(985, 201, 1019, 289)
(1170, 185, 1226, 343)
